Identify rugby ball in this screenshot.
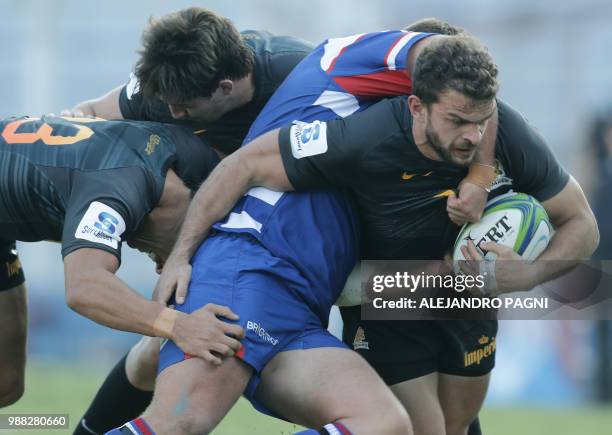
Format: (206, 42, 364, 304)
(453, 192, 552, 264)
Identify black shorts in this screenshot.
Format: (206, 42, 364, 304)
(341, 306, 498, 385)
(0, 240, 24, 291)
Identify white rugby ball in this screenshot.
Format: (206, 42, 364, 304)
(453, 192, 552, 265)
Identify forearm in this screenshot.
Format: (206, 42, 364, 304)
(170, 152, 254, 262)
(66, 86, 123, 120)
(530, 212, 599, 286)
(473, 106, 498, 166)
(70, 100, 97, 117)
(66, 268, 180, 338)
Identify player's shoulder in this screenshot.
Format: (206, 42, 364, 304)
(497, 99, 534, 139)
(496, 99, 546, 151)
(324, 97, 410, 150)
(243, 30, 315, 100)
(348, 97, 410, 137)
(241, 30, 314, 56)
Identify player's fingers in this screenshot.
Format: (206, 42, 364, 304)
(446, 191, 459, 208)
(209, 342, 235, 358)
(466, 240, 483, 260)
(221, 334, 243, 352)
(175, 269, 191, 305)
(201, 351, 223, 366)
(205, 303, 240, 320)
(153, 277, 174, 303)
(221, 322, 245, 340)
(480, 241, 507, 256)
(457, 259, 474, 276)
(447, 210, 467, 226)
(459, 248, 478, 275)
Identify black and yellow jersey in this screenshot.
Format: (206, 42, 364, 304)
(0, 116, 219, 266)
(118, 30, 314, 155)
(279, 98, 569, 260)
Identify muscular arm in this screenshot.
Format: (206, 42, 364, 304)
(479, 177, 599, 294)
(64, 248, 169, 336)
(64, 247, 244, 363)
(169, 129, 290, 262)
(65, 86, 124, 120)
(533, 176, 599, 274)
(157, 129, 291, 302)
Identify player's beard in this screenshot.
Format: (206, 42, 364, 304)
(425, 121, 477, 168)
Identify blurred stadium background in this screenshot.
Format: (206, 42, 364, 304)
(1, 0, 612, 433)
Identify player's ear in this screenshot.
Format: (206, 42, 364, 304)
(408, 95, 427, 123)
(218, 79, 234, 95)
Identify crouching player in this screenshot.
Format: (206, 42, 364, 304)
(108, 180, 411, 433)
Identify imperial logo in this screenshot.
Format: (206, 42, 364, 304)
(5, 258, 22, 277)
(464, 336, 497, 367)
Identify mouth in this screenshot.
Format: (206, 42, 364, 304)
(453, 147, 476, 157)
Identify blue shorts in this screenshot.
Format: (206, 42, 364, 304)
(158, 231, 346, 416)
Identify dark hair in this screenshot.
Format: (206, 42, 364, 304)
(412, 35, 499, 106)
(404, 17, 465, 35)
(135, 7, 255, 102)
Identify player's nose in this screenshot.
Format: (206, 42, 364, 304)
(463, 124, 483, 145)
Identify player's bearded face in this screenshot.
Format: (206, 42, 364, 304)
(424, 92, 495, 167)
(425, 118, 477, 168)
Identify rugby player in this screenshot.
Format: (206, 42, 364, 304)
(64, 7, 314, 156)
(106, 34, 497, 435)
(156, 34, 599, 435)
(0, 115, 245, 407)
(69, 8, 317, 434)
(73, 11, 496, 435)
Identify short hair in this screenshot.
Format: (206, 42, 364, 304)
(404, 17, 465, 35)
(135, 7, 255, 103)
(412, 35, 499, 106)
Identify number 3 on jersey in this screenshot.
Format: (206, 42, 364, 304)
(1, 117, 97, 146)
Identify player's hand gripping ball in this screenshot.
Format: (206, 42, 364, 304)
(453, 192, 553, 294)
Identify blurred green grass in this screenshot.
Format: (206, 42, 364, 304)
(2, 361, 611, 434)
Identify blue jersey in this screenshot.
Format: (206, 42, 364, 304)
(243, 30, 432, 143)
(212, 30, 432, 297)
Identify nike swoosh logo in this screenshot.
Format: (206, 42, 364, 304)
(434, 189, 456, 198)
(402, 171, 434, 180)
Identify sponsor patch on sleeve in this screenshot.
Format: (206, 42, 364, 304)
(125, 72, 140, 100)
(289, 120, 328, 159)
(75, 201, 126, 250)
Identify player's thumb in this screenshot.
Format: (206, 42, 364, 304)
(480, 242, 505, 255)
(207, 303, 239, 321)
(175, 266, 192, 305)
(446, 190, 459, 207)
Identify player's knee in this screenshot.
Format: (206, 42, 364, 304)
(126, 338, 160, 390)
(384, 406, 413, 435)
(358, 398, 413, 435)
(0, 376, 24, 407)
